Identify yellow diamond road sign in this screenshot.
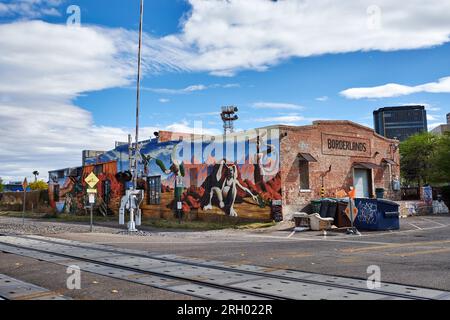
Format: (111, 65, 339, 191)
(85, 172, 99, 189)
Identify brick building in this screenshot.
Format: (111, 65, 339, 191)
(48, 120, 400, 222)
(279, 121, 401, 218)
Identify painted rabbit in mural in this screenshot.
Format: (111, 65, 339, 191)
(204, 159, 259, 217)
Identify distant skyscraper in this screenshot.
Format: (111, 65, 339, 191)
(431, 113, 450, 135)
(373, 105, 428, 141)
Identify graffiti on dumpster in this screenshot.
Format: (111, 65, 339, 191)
(357, 202, 378, 225)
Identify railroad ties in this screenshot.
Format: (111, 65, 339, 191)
(0, 235, 449, 300)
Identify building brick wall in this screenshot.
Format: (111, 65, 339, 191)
(279, 121, 400, 219)
(158, 131, 213, 143)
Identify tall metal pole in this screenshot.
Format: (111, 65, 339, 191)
(90, 204, 93, 232)
(22, 190, 26, 225)
(133, 0, 144, 190)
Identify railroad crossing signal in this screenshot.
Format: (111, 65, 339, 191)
(85, 172, 99, 189)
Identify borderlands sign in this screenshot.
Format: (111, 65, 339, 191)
(322, 133, 371, 157)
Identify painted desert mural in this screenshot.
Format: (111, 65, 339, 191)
(48, 131, 281, 221)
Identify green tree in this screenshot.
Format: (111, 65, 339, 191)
(0, 177, 4, 193)
(430, 132, 450, 184)
(29, 180, 48, 191)
(400, 132, 439, 186)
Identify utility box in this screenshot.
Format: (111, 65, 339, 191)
(354, 199, 400, 231)
(147, 176, 161, 205)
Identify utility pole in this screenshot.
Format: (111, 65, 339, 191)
(133, 0, 144, 190)
(119, 0, 145, 233)
(22, 178, 28, 226)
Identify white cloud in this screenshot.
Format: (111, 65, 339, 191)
(429, 123, 444, 131)
(144, 83, 239, 95)
(340, 77, 450, 99)
(0, 21, 138, 97)
(252, 102, 304, 110)
(426, 106, 442, 112)
(0, 20, 210, 182)
(8, 1, 450, 80)
(316, 96, 329, 102)
(146, 84, 208, 95)
(0, 0, 63, 18)
(159, 98, 170, 103)
(165, 120, 221, 136)
(163, 0, 450, 76)
(253, 113, 315, 125)
(400, 103, 441, 112)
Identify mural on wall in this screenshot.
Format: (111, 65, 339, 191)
(50, 128, 281, 221)
(48, 168, 82, 214)
(49, 162, 120, 215)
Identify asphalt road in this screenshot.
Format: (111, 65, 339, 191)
(0, 215, 449, 299)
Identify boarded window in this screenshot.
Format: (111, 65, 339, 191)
(299, 160, 310, 190)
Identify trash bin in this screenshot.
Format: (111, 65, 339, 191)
(377, 199, 400, 230)
(311, 200, 322, 214)
(319, 199, 337, 219)
(327, 200, 338, 219)
(375, 188, 385, 199)
(354, 198, 400, 231)
(336, 199, 351, 228)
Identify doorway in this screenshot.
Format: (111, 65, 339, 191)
(353, 169, 372, 198)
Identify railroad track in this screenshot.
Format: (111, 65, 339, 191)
(0, 273, 69, 300)
(0, 234, 449, 300)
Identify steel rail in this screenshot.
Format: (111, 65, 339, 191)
(0, 239, 287, 301)
(11, 235, 436, 300)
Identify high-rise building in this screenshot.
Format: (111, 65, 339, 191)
(373, 105, 428, 141)
(431, 113, 450, 135)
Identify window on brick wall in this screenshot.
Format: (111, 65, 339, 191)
(299, 160, 310, 190)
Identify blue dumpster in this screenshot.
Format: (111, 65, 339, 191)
(354, 199, 400, 231)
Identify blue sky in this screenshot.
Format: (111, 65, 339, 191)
(1, 0, 450, 181)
